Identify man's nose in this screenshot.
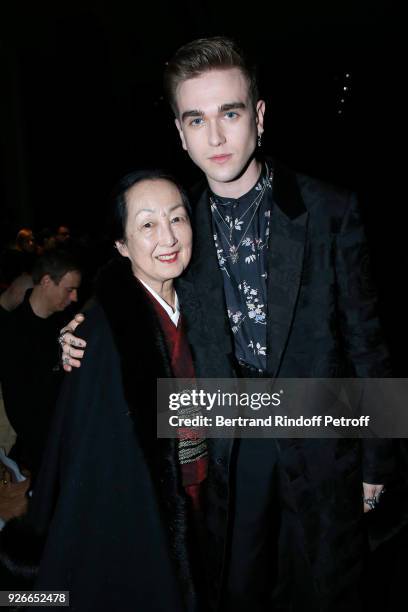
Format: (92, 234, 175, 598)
(70, 289, 78, 303)
(208, 119, 226, 147)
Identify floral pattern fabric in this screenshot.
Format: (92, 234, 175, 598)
(211, 164, 273, 371)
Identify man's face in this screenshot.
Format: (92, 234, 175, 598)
(174, 68, 265, 193)
(23, 232, 36, 253)
(43, 270, 81, 313)
(56, 226, 70, 243)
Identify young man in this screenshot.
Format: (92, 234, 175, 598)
(61, 38, 392, 611)
(1, 249, 81, 481)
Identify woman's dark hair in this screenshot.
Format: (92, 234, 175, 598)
(110, 169, 191, 243)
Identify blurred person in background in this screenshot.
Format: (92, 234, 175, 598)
(0, 249, 81, 482)
(15, 228, 36, 255)
(55, 225, 71, 245)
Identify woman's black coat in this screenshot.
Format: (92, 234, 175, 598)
(0, 258, 196, 611)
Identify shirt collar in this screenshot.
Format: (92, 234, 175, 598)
(138, 279, 180, 326)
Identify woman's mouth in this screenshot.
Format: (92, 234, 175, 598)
(157, 252, 178, 263)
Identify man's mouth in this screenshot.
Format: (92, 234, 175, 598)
(157, 252, 179, 263)
(209, 154, 232, 164)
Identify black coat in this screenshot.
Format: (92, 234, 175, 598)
(177, 160, 397, 611)
(0, 258, 196, 611)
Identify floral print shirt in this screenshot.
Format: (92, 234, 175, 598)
(210, 163, 273, 371)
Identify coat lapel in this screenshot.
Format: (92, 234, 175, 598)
(266, 162, 308, 376)
(186, 188, 233, 356)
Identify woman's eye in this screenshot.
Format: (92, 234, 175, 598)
(142, 222, 153, 229)
(171, 216, 181, 223)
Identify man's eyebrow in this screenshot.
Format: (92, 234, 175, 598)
(219, 102, 246, 112)
(181, 102, 246, 123)
(181, 109, 204, 122)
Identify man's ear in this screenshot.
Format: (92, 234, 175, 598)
(40, 274, 52, 288)
(255, 99, 266, 137)
(115, 240, 129, 259)
(175, 118, 187, 151)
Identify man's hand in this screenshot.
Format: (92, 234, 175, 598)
(362, 482, 384, 513)
(59, 313, 87, 372)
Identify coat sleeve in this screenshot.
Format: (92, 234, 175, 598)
(0, 304, 106, 585)
(334, 192, 394, 483)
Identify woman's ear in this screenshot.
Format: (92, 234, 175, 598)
(115, 240, 129, 259)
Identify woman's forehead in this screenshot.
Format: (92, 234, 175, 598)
(126, 179, 182, 212)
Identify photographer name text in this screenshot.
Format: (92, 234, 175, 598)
(169, 415, 371, 428)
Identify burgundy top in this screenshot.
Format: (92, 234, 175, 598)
(142, 284, 208, 511)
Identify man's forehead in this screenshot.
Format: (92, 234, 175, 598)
(60, 270, 81, 286)
(175, 67, 250, 113)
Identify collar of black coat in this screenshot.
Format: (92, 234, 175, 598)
(94, 256, 173, 380)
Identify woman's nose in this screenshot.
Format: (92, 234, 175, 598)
(158, 221, 177, 246)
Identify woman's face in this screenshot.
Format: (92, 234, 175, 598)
(116, 179, 193, 292)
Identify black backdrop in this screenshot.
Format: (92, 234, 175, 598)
(0, 0, 405, 369)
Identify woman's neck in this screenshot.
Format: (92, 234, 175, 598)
(137, 276, 175, 310)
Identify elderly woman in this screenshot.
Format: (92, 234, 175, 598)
(0, 170, 203, 611)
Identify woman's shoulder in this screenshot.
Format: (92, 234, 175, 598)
(74, 298, 115, 353)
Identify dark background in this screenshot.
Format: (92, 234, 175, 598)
(0, 0, 405, 369)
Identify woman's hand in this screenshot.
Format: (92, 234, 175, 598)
(59, 313, 87, 371)
(362, 482, 384, 512)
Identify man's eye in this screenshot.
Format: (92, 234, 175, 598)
(190, 118, 203, 126)
(225, 111, 238, 119)
(142, 222, 153, 229)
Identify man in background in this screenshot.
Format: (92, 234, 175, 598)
(1, 249, 81, 482)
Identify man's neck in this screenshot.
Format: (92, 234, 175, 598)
(208, 157, 262, 199)
(29, 288, 52, 319)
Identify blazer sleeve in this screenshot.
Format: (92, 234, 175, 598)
(335, 192, 394, 483)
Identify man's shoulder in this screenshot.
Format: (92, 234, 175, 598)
(187, 158, 356, 226)
(5, 297, 32, 330)
(270, 159, 356, 227)
(296, 171, 351, 210)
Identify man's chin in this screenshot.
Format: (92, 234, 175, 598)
(205, 165, 242, 185)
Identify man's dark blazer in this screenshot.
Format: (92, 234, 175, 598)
(178, 158, 394, 611)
